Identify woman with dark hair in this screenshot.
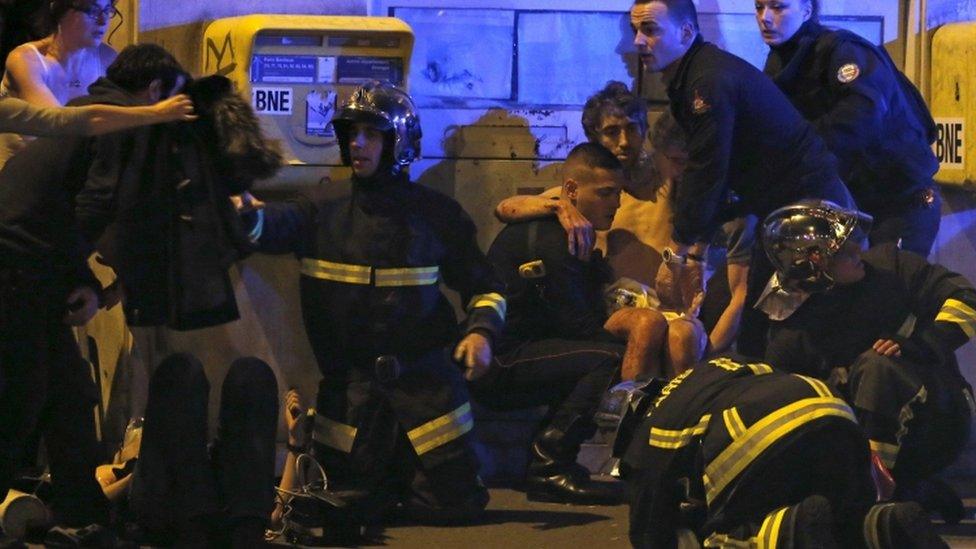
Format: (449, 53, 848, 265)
(757, 0, 941, 256)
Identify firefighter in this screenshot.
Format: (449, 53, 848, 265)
(762, 200, 974, 524)
(238, 82, 503, 529)
(620, 354, 947, 548)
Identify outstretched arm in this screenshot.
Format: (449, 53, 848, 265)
(78, 95, 197, 135)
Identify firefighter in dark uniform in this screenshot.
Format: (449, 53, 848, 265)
(242, 82, 503, 526)
(761, 200, 975, 524)
(475, 142, 627, 504)
(758, 0, 941, 256)
(620, 354, 948, 548)
(628, 0, 854, 358)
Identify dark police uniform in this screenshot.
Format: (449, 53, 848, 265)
(252, 172, 504, 521)
(667, 35, 855, 358)
(474, 218, 622, 459)
(622, 355, 881, 548)
(765, 21, 941, 256)
(765, 244, 975, 494)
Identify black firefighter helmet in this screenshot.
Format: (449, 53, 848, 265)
(331, 81, 421, 175)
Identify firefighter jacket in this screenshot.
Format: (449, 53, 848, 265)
(666, 35, 846, 245)
(251, 172, 506, 368)
(764, 21, 938, 214)
(765, 243, 975, 385)
(621, 354, 861, 548)
(487, 218, 614, 353)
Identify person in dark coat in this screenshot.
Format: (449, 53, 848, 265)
(628, 0, 854, 358)
(757, 0, 941, 256)
(0, 43, 189, 531)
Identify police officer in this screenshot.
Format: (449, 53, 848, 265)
(477, 142, 628, 504)
(758, 0, 941, 256)
(628, 0, 854, 357)
(241, 82, 503, 527)
(620, 354, 947, 548)
(762, 200, 974, 524)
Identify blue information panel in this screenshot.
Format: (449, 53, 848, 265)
(250, 55, 318, 84)
(336, 57, 403, 85)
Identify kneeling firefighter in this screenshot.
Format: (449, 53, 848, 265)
(242, 82, 505, 534)
(613, 354, 947, 548)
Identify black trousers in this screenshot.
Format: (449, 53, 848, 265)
(312, 349, 487, 523)
(470, 338, 623, 435)
(0, 269, 109, 526)
(847, 350, 972, 483)
(128, 353, 279, 540)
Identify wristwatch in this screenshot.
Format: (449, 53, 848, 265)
(662, 247, 703, 265)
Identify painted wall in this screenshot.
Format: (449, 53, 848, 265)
(928, 0, 976, 26)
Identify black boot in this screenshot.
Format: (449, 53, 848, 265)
(525, 418, 623, 505)
(895, 477, 965, 525)
(862, 502, 948, 548)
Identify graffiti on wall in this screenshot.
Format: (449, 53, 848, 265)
(205, 31, 237, 76)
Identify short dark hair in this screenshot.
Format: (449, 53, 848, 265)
(106, 43, 187, 94)
(581, 81, 648, 143)
(565, 142, 623, 178)
(633, 0, 700, 32)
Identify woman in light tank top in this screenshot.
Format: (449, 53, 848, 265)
(0, 0, 118, 167)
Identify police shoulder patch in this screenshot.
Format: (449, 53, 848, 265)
(837, 63, 860, 83)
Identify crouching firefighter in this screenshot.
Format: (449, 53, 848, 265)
(617, 354, 947, 548)
(237, 82, 503, 530)
(762, 199, 976, 523)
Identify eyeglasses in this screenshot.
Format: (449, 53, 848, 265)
(72, 4, 119, 21)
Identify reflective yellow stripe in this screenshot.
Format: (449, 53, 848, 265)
(301, 258, 371, 284)
(709, 357, 744, 372)
(704, 397, 855, 504)
(757, 506, 789, 549)
(649, 414, 711, 449)
(747, 362, 774, 375)
(936, 298, 976, 338)
(652, 368, 694, 409)
(796, 375, 834, 398)
(300, 258, 440, 287)
(408, 402, 474, 455)
(374, 266, 439, 287)
(723, 408, 747, 440)
(868, 440, 900, 469)
(312, 415, 358, 453)
(467, 292, 507, 320)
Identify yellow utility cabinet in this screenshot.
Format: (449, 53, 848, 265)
(931, 22, 976, 188)
(201, 15, 414, 186)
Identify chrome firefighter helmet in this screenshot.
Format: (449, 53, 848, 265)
(331, 81, 421, 173)
(762, 199, 873, 292)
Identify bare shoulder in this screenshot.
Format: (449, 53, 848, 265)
(5, 40, 47, 71)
